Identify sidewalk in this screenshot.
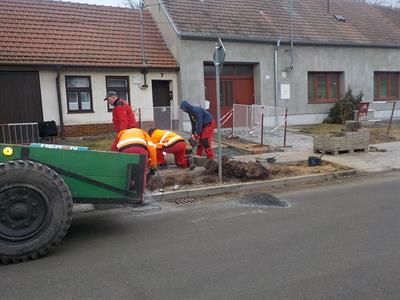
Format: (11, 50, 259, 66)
(323, 141, 400, 172)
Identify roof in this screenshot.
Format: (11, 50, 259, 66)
(0, 0, 177, 68)
(162, 0, 400, 47)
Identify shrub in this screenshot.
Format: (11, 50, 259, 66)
(324, 88, 363, 124)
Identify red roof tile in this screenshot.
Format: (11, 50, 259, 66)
(162, 0, 400, 47)
(0, 0, 177, 68)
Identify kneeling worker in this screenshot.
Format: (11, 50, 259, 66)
(148, 128, 194, 170)
(112, 128, 157, 177)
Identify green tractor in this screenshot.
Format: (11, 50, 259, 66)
(0, 143, 147, 264)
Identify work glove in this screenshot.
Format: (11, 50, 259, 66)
(149, 167, 157, 176)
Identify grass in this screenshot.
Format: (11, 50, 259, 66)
(61, 136, 114, 151)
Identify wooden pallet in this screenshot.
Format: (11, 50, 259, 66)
(314, 148, 368, 156)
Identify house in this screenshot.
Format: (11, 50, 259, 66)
(146, 0, 400, 125)
(0, 0, 178, 138)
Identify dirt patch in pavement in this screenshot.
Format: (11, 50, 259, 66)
(148, 157, 348, 192)
(291, 123, 400, 144)
(222, 136, 277, 154)
(269, 161, 346, 178)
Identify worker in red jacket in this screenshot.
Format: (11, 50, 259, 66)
(104, 91, 138, 150)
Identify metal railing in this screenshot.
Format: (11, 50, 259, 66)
(134, 106, 180, 131)
(0, 123, 41, 144)
(232, 104, 288, 147)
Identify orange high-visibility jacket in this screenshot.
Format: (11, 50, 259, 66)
(150, 129, 184, 149)
(117, 128, 157, 168)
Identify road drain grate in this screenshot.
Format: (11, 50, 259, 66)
(237, 192, 289, 208)
(174, 198, 201, 205)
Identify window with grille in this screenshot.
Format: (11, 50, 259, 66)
(374, 72, 399, 101)
(308, 72, 341, 103)
(65, 76, 93, 113)
(106, 76, 130, 111)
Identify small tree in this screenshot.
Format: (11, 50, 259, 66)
(122, 0, 142, 9)
(324, 88, 363, 124)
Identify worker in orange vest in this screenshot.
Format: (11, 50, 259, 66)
(112, 128, 157, 178)
(148, 128, 194, 170)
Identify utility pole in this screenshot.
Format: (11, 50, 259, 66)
(213, 38, 226, 182)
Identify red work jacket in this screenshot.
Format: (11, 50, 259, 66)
(112, 99, 137, 133)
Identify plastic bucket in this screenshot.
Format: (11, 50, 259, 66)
(308, 156, 322, 167)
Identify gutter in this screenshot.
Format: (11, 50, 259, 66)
(158, 0, 181, 36)
(178, 32, 400, 49)
(274, 40, 280, 109)
(0, 64, 179, 71)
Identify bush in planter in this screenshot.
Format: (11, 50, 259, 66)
(324, 88, 363, 124)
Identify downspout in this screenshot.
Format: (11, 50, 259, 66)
(290, 0, 294, 70)
(56, 68, 65, 140)
(274, 40, 280, 108)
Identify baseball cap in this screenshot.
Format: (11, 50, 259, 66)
(104, 91, 118, 100)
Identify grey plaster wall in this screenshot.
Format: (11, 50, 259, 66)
(279, 45, 400, 115)
(177, 40, 399, 116)
(146, 4, 400, 121)
(178, 39, 276, 108)
(145, 1, 180, 60)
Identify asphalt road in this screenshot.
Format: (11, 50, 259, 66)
(1, 173, 400, 300)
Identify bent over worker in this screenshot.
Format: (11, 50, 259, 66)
(179, 100, 216, 159)
(112, 128, 157, 181)
(148, 128, 194, 170)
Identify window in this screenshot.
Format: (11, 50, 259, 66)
(308, 72, 341, 103)
(204, 64, 253, 77)
(220, 80, 234, 106)
(374, 72, 399, 101)
(106, 76, 130, 111)
(65, 76, 93, 113)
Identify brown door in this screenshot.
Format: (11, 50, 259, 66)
(0, 71, 43, 124)
(204, 65, 254, 127)
(152, 80, 171, 129)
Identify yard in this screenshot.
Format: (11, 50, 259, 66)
(290, 121, 400, 144)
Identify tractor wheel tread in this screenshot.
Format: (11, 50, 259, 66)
(0, 160, 73, 264)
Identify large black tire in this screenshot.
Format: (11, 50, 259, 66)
(0, 160, 73, 264)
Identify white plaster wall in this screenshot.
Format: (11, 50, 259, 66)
(39, 70, 60, 124)
(39, 69, 178, 126)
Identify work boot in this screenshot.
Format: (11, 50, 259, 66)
(158, 163, 168, 170)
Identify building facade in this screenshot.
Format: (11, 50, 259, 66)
(147, 0, 400, 125)
(0, 0, 179, 137)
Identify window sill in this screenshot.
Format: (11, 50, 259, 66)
(374, 98, 399, 102)
(308, 99, 338, 104)
(67, 110, 94, 114)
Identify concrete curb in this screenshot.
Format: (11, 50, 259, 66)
(151, 169, 358, 201)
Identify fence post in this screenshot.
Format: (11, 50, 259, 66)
(260, 107, 264, 146)
(284, 108, 288, 147)
(245, 106, 249, 140)
(170, 106, 173, 130)
(387, 101, 396, 136)
(138, 108, 142, 129)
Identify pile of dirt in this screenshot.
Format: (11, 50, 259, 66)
(203, 156, 269, 180)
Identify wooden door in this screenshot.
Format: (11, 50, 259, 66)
(0, 71, 43, 124)
(151, 80, 171, 129)
(204, 65, 254, 127)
